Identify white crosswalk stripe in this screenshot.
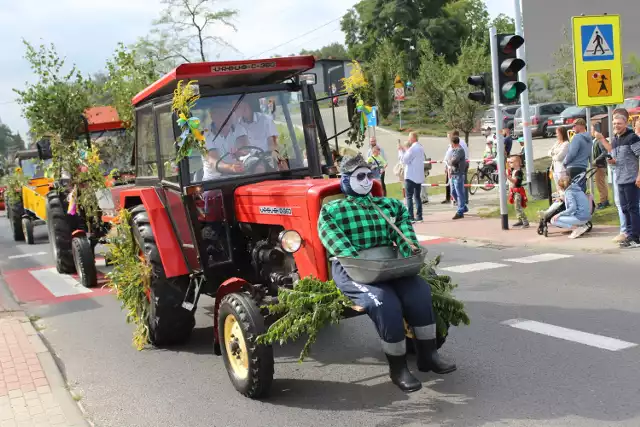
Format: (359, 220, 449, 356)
(8, 252, 48, 259)
(440, 262, 508, 273)
(503, 319, 637, 351)
(504, 253, 573, 264)
(30, 268, 92, 297)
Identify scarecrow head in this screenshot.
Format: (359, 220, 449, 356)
(339, 153, 374, 197)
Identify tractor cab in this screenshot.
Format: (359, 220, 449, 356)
(81, 106, 135, 184)
(117, 56, 380, 398)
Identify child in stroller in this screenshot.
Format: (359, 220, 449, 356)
(537, 170, 597, 238)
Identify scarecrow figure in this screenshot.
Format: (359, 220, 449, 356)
(318, 154, 456, 393)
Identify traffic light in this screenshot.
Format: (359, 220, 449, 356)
(497, 34, 527, 104)
(467, 73, 491, 104)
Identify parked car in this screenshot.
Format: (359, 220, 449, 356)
(481, 105, 520, 136)
(547, 105, 607, 136)
(616, 97, 640, 116)
(514, 102, 572, 138)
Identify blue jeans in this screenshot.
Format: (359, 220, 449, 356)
(618, 182, 640, 240)
(451, 175, 467, 215)
(612, 169, 640, 235)
(332, 261, 436, 348)
(405, 179, 422, 220)
(551, 215, 588, 229)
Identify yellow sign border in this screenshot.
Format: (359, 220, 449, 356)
(572, 14, 624, 107)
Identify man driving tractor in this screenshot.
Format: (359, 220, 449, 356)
(318, 154, 457, 393)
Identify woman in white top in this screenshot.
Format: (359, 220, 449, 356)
(549, 127, 570, 193)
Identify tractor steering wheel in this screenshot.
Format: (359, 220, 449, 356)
(215, 145, 277, 175)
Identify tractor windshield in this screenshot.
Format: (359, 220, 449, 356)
(19, 158, 51, 179)
(89, 129, 135, 175)
(187, 89, 307, 184)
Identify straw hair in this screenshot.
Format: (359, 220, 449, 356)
(558, 176, 571, 190)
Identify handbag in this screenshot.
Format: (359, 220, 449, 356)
(335, 198, 427, 284)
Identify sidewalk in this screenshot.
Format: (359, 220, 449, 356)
(412, 207, 622, 253)
(0, 283, 88, 427)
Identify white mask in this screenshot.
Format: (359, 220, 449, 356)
(349, 166, 374, 196)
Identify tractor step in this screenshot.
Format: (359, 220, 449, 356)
(182, 274, 204, 311)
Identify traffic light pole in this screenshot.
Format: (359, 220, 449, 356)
(514, 0, 534, 190)
(490, 26, 509, 230)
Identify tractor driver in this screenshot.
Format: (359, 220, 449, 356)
(202, 98, 249, 180)
(236, 95, 288, 171)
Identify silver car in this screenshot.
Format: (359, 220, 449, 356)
(514, 102, 572, 138)
(481, 106, 520, 136)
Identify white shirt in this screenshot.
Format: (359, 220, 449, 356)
(443, 139, 469, 165)
(242, 112, 278, 151)
(202, 123, 248, 180)
(400, 142, 425, 184)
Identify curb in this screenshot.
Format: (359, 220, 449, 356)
(0, 276, 92, 426)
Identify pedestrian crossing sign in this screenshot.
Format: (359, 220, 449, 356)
(581, 24, 614, 61)
(572, 15, 624, 107)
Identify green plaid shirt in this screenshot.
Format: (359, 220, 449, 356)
(318, 196, 419, 258)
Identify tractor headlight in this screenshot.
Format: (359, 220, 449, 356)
(278, 230, 302, 253)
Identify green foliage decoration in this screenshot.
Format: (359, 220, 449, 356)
(5, 167, 28, 205)
(106, 209, 152, 351)
(172, 80, 207, 162)
(257, 256, 470, 362)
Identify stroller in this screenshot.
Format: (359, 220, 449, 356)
(537, 166, 599, 238)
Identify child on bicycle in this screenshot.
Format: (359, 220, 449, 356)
(482, 136, 498, 174)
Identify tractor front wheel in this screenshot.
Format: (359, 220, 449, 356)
(8, 199, 25, 242)
(46, 192, 76, 274)
(72, 236, 98, 288)
(130, 205, 195, 346)
(218, 292, 274, 399)
(22, 218, 34, 245)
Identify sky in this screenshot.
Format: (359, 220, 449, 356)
(0, 0, 514, 139)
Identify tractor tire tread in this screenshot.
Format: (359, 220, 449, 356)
(9, 199, 25, 241)
(72, 237, 98, 288)
(46, 191, 76, 274)
(130, 205, 194, 347)
(218, 292, 274, 399)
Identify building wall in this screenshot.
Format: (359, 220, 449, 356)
(306, 60, 351, 95)
(523, 0, 640, 73)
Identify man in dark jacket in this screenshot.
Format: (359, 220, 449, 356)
(564, 119, 592, 192)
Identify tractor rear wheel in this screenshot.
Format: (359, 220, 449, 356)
(46, 191, 76, 274)
(22, 217, 34, 245)
(72, 236, 98, 288)
(218, 292, 274, 398)
(130, 205, 195, 346)
(8, 199, 25, 242)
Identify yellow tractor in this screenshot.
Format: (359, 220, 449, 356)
(6, 146, 53, 243)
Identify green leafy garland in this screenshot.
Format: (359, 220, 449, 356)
(342, 61, 371, 149)
(257, 256, 470, 362)
(5, 167, 29, 205)
(105, 209, 152, 350)
(172, 80, 207, 162)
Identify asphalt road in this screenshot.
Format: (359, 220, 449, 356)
(2, 213, 640, 427)
(295, 106, 557, 185)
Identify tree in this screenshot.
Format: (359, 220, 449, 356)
(136, 0, 238, 70)
(299, 43, 350, 60)
(492, 13, 515, 34)
(414, 39, 447, 120)
(103, 44, 159, 129)
(0, 124, 23, 160)
(369, 40, 406, 118)
(549, 28, 575, 103)
(341, 0, 493, 65)
(438, 41, 491, 144)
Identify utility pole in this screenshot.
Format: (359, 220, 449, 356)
(514, 0, 534, 190)
(490, 26, 509, 230)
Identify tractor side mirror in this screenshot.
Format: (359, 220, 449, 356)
(346, 95, 356, 120)
(299, 73, 317, 85)
(36, 139, 52, 160)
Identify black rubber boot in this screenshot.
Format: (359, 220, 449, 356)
(385, 354, 422, 392)
(415, 339, 457, 374)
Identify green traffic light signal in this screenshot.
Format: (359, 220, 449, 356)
(496, 34, 527, 104)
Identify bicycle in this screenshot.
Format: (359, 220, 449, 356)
(469, 160, 499, 195)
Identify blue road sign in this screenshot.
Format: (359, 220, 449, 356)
(581, 24, 614, 62)
(366, 106, 378, 127)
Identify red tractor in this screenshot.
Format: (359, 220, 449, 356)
(112, 56, 434, 398)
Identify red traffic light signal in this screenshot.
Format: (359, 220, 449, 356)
(499, 35, 524, 55)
